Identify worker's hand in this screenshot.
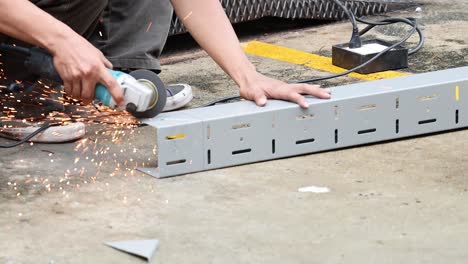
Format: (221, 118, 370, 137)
(239, 71, 331, 108)
(50, 35, 124, 105)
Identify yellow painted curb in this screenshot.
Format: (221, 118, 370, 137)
(242, 41, 409, 81)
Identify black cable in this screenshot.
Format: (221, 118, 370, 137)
(297, 22, 417, 83)
(199, 95, 242, 107)
(356, 17, 424, 55)
(332, 0, 362, 48)
(0, 121, 59, 148)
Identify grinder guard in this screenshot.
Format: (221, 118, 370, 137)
(95, 69, 167, 118)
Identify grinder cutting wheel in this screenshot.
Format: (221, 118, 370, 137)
(0, 44, 167, 118)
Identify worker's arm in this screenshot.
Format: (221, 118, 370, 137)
(170, 0, 331, 108)
(0, 0, 122, 103)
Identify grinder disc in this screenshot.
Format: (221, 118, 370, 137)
(128, 70, 167, 118)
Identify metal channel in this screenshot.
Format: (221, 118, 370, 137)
(138, 67, 468, 178)
(169, 0, 412, 35)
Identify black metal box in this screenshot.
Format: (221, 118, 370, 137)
(332, 39, 408, 74)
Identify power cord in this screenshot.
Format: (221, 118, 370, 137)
(297, 17, 420, 83)
(0, 121, 59, 148)
(356, 17, 424, 55)
(202, 0, 424, 107)
(199, 95, 243, 108)
(333, 0, 362, 48)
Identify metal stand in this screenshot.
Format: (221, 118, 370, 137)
(138, 67, 468, 178)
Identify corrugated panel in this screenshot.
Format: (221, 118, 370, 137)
(169, 0, 409, 35)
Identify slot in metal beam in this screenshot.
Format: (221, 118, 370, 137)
(138, 67, 468, 178)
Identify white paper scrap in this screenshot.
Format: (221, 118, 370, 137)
(298, 186, 330, 193)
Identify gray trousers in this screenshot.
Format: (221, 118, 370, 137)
(1, 0, 173, 82)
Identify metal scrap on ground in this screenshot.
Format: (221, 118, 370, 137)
(105, 239, 160, 262)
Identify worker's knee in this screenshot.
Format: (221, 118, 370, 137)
(31, 0, 108, 37)
(32, 0, 108, 15)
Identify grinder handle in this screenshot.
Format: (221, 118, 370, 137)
(94, 70, 125, 107)
(24, 46, 120, 107)
(24, 47, 62, 83)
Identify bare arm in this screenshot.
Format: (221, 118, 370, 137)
(0, 0, 70, 49)
(0, 0, 122, 103)
(170, 0, 331, 108)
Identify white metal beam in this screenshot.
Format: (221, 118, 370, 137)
(139, 67, 468, 178)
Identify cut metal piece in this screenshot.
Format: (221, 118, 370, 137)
(138, 67, 468, 178)
(105, 240, 159, 262)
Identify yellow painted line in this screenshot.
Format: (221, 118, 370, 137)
(242, 41, 409, 81)
(456, 85, 460, 101)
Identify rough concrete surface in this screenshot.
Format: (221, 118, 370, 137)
(1, 1, 468, 263)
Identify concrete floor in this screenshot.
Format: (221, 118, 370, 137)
(1, 1, 468, 263)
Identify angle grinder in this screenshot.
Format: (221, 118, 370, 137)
(0, 44, 166, 118)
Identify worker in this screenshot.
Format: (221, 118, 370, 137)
(0, 0, 331, 143)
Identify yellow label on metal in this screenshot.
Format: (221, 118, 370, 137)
(242, 41, 409, 81)
(166, 134, 186, 140)
(456, 85, 460, 101)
